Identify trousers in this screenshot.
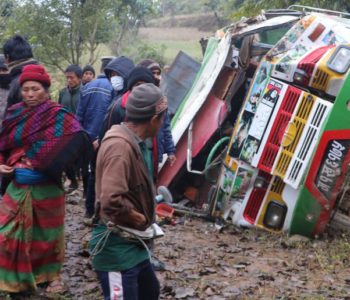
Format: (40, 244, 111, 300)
(96, 259, 160, 300)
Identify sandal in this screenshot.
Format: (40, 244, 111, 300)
(46, 279, 67, 294)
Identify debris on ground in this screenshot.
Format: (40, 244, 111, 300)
(1, 186, 350, 299)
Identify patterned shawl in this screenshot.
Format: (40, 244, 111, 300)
(0, 99, 91, 184)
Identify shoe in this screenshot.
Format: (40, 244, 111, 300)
(151, 258, 166, 271)
(83, 217, 93, 227)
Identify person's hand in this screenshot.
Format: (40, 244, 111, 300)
(129, 209, 146, 228)
(92, 140, 99, 151)
(167, 154, 176, 166)
(0, 164, 14, 175)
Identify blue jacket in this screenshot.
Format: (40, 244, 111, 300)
(157, 111, 176, 162)
(76, 75, 114, 140)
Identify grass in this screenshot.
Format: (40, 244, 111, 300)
(143, 40, 203, 64)
(48, 26, 205, 95)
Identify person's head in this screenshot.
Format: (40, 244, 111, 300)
(64, 64, 82, 89)
(100, 56, 115, 73)
(104, 56, 135, 92)
(126, 66, 155, 91)
(163, 64, 170, 74)
(3, 35, 33, 64)
(19, 64, 51, 108)
(82, 64, 95, 84)
(126, 83, 167, 138)
(137, 59, 162, 86)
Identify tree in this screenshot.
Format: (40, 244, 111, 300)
(7, 0, 153, 71)
(223, 0, 350, 19)
(110, 0, 154, 56)
(0, 0, 15, 45)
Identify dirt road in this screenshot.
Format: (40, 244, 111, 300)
(62, 189, 350, 299)
(3, 188, 350, 299)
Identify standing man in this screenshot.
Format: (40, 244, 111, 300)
(59, 64, 83, 113)
(76, 56, 134, 220)
(59, 64, 83, 191)
(90, 83, 167, 300)
(82, 64, 95, 85)
(138, 59, 162, 86)
(3, 34, 38, 109)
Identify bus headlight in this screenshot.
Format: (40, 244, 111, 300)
(327, 46, 350, 74)
(263, 201, 287, 230)
(293, 69, 310, 86)
(254, 176, 266, 188)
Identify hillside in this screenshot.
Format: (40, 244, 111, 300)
(146, 12, 227, 32)
(139, 13, 227, 63)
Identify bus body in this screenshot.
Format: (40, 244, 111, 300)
(214, 12, 350, 237)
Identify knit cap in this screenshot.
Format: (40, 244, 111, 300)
(19, 64, 51, 87)
(127, 66, 155, 90)
(126, 83, 167, 119)
(83, 64, 95, 76)
(137, 59, 161, 72)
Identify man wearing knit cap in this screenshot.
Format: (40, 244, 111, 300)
(90, 83, 166, 300)
(138, 59, 162, 86)
(82, 64, 95, 85)
(99, 66, 155, 139)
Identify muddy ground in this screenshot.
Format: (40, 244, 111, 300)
(2, 187, 350, 299)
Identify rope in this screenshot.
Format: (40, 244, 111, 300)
(89, 225, 152, 259)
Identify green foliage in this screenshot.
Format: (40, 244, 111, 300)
(5, 0, 153, 71)
(153, 0, 228, 16)
(225, 0, 350, 19)
(0, 0, 15, 46)
(122, 39, 167, 66)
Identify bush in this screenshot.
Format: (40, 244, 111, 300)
(121, 40, 167, 67)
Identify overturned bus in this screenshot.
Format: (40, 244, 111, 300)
(158, 9, 302, 204)
(213, 6, 350, 237)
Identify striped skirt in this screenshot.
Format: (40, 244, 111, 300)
(0, 181, 65, 292)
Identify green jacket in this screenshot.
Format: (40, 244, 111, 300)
(58, 85, 81, 114)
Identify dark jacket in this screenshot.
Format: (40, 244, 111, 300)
(58, 84, 81, 114)
(6, 59, 39, 108)
(76, 75, 114, 140)
(96, 124, 155, 230)
(100, 91, 176, 163)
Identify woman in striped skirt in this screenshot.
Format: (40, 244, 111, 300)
(0, 64, 90, 294)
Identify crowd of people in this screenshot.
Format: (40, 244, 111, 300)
(0, 34, 176, 300)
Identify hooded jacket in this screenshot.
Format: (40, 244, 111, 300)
(96, 124, 155, 230)
(104, 56, 134, 98)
